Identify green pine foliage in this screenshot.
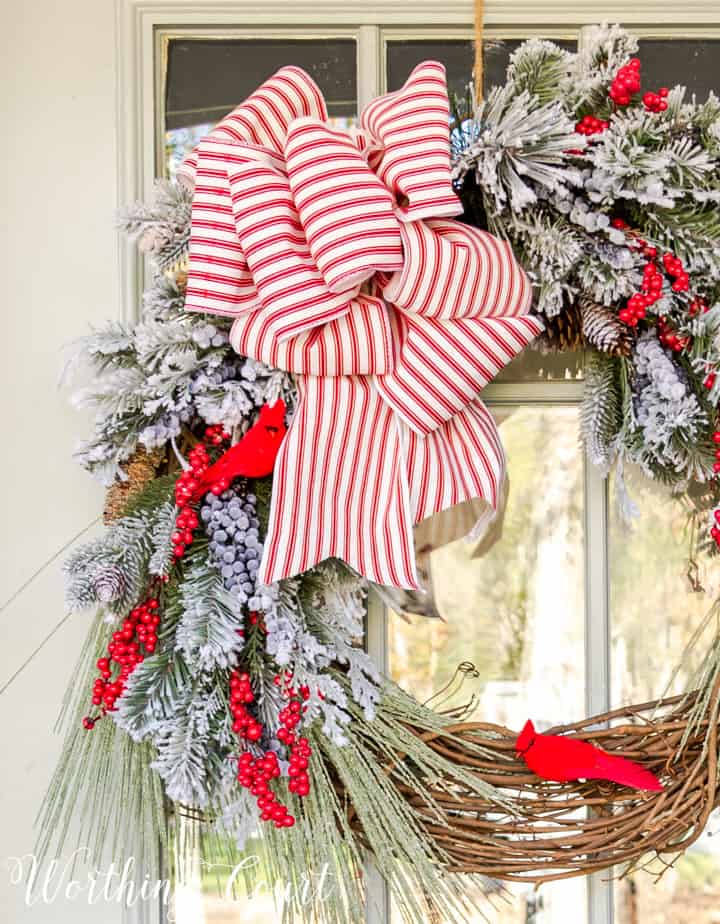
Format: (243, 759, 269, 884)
(580, 352, 624, 472)
(36, 609, 167, 874)
(63, 477, 175, 616)
(505, 38, 572, 104)
(176, 552, 246, 672)
(455, 23, 720, 491)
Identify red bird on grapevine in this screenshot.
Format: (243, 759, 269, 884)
(192, 400, 287, 499)
(516, 720, 663, 792)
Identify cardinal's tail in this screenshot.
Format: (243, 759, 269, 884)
(260, 398, 286, 426)
(592, 751, 663, 792)
(516, 719, 536, 756)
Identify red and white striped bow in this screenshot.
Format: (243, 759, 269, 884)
(179, 62, 543, 589)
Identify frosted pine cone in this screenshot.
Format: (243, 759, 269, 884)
(581, 298, 633, 357)
(104, 446, 164, 523)
(93, 563, 127, 604)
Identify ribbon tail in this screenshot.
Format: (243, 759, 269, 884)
(407, 397, 508, 552)
(257, 376, 419, 589)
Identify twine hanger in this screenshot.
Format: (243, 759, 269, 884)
(474, 0, 484, 100)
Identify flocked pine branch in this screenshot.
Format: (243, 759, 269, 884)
(175, 552, 246, 673)
(453, 84, 585, 215)
(118, 179, 193, 275)
(580, 351, 624, 473)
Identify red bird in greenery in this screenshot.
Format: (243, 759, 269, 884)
(192, 400, 287, 499)
(516, 719, 663, 792)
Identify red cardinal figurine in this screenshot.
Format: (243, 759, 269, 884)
(192, 400, 287, 500)
(516, 719, 663, 792)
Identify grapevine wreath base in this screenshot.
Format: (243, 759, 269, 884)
(350, 678, 720, 883)
(170, 657, 720, 893)
(39, 23, 720, 924)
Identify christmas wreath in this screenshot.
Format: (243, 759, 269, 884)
(41, 24, 720, 924)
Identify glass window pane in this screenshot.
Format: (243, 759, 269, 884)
(385, 37, 577, 98)
(609, 464, 719, 707)
(614, 822, 720, 924)
(390, 405, 586, 724)
(163, 37, 357, 177)
(389, 405, 587, 924)
(386, 39, 475, 98)
(610, 464, 720, 923)
(173, 828, 321, 924)
(636, 39, 720, 102)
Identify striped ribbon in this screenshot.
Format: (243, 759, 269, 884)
(179, 62, 543, 589)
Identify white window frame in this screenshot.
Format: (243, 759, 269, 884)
(116, 4, 720, 923)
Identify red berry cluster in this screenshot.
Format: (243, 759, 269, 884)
(171, 506, 200, 561)
(172, 426, 231, 561)
(274, 674, 312, 797)
(286, 737, 312, 798)
(237, 751, 295, 828)
(575, 115, 610, 137)
(712, 429, 720, 477)
(609, 58, 641, 106)
(205, 423, 229, 447)
(82, 595, 160, 730)
(619, 256, 662, 326)
(174, 443, 209, 510)
(230, 669, 313, 830)
(229, 670, 263, 742)
(690, 297, 709, 317)
(704, 371, 716, 390)
(616, 236, 662, 327)
(642, 87, 669, 113)
(612, 225, 700, 347)
(662, 252, 690, 293)
(711, 509, 720, 545)
(657, 316, 690, 353)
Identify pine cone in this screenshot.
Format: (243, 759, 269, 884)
(93, 563, 127, 603)
(175, 269, 188, 293)
(161, 250, 189, 280)
(538, 302, 585, 352)
(580, 298, 633, 357)
(104, 446, 165, 524)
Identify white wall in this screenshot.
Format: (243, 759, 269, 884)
(0, 0, 122, 920)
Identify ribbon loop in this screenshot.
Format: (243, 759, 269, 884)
(230, 295, 395, 377)
(182, 62, 544, 589)
(285, 118, 404, 293)
(177, 66, 328, 187)
(227, 153, 356, 341)
(382, 219, 532, 320)
(184, 140, 261, 317)
(359, 61, 462, 222)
